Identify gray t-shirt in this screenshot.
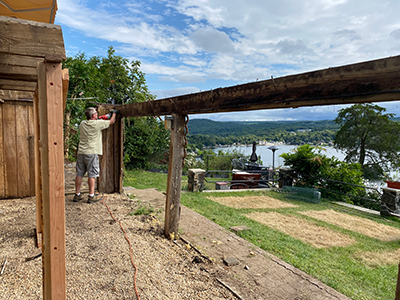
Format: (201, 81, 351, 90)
(77, 120, 110, 155)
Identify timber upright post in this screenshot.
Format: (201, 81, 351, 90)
(37, 61, 66, 300)
(164, 114, 186, 239)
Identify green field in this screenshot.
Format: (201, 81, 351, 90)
(124, 169, 400, 300)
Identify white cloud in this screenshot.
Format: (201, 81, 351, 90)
(57, 0, 400, 120)
(191, 28, 235, 53)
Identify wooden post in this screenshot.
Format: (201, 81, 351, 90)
(164, 114, 186, 239)
(37, 61, 66, 300)
(33, 90, 43, 248)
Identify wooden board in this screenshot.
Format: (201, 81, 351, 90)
(0, 64, 37, 82)
(3, 102, 17, 197)
(28, 105, 35, 195)
(0, 16, 65, 60)
(106, 124, 114, 192)
(33, 91, 43, 248)
(0, 103, 4, 197)
(15, 104, 31, 197)
(0, 90, 34, 101)
(37, 61, 66, 299)
(98, 129, 108, 193)
(0, 54, 43, 67)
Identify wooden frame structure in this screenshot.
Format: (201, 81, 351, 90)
(0, 16, 67, 299)
(98, 54, 400, 239)
(2, 10, 400, 299)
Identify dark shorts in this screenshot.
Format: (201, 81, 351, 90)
(76, 154, 100, 178)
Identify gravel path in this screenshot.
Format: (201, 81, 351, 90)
(0, 194, 236, 299)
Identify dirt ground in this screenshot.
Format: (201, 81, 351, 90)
(0, 163, 352, 299)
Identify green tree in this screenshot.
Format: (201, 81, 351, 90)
(334, 104, 400, 179)
(280, 144, 367, 204)
(62, 47, 170, 168)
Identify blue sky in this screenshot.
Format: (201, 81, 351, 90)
(55, 0, 400, 121)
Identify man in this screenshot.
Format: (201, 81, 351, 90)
(73, 107, 117, 203)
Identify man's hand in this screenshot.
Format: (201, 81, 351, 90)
(110, 109, 120, 115)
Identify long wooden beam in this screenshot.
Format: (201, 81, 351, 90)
(0, 16, 65, 60)
(37, 61, 66, 300)
(0, 79, 37, 92)
(117, 55, 400, 117)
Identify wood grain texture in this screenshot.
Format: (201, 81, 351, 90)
(3, 102, 17, 197)
(37, 61, 66, 300)
(33, 91, 43, 247)
(0, 103, 4, 197)
(15, 104, 30, 197)
(28, 104, 35, 195)
(0, 16, 65, 60)
(164, 114, 185, 238)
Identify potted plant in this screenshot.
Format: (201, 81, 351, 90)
(385, 171, 400, 189)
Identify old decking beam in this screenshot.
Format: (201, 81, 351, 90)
(0, 16, 66, 60)
(164, 114, 186, 239)
(116, 55, 400, 117)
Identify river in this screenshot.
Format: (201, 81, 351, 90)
(213, 144, 346, 169)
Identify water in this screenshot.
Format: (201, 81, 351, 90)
(213, 144, 346, 169)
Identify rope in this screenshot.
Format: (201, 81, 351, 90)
(101, 196, 140, 300)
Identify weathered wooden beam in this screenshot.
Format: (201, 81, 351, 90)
(117, 55, 400, 117)
(62, 69, 69, 113)
(0, 79, 37, 91)
(0, 90, 33, 101)
(0, 16, 65, 60)
(0, 64, 37, 82)
(33, 90, 43, 248)
(0, 54, 43, 68)
(37, 61, 66, 300)
(164, 114, 186, 239)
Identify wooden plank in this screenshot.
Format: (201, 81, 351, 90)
(98, 129, 108, 193)
(28, 105, 35, 195)
(0, 90, 34, 101)
(37, 61, 66, 300)
(0, 16, 65, 60)
(118, 117, 124, 193)
(3, 102, 17, 197)
(113, 118, 119, 191)
(0, 64, 37, 82)
(62, 69, 69, 113)
(33, 90, 43, 248)
(164, 114, 185, 239)
(106, 125, 114, 193)
(0, 54, 43, 67)
(117, 55, 400, 117)
(0, 103, 4, 198)
(15, 104, 31, 197)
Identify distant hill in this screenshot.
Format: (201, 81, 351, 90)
(186, 119, 340, 148)
(187, 118, 339, 136)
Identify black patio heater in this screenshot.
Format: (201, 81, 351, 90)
(267, 145, 279, 170)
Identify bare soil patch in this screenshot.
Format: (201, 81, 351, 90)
(245, 212, 355, 248)
(356, 248, 400, 266)
(299, 209, 400, 241)
(207, 195, 298, 209)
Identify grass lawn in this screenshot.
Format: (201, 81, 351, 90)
(124, 169, 400, 300)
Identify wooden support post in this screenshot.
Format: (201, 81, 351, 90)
(33, 90, 43, 248)
(164, 114, 186, 239)
(37, 61, 66, 300)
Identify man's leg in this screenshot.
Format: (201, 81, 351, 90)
(75, 176, 83, 194)
(88, 177, 95, 195)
